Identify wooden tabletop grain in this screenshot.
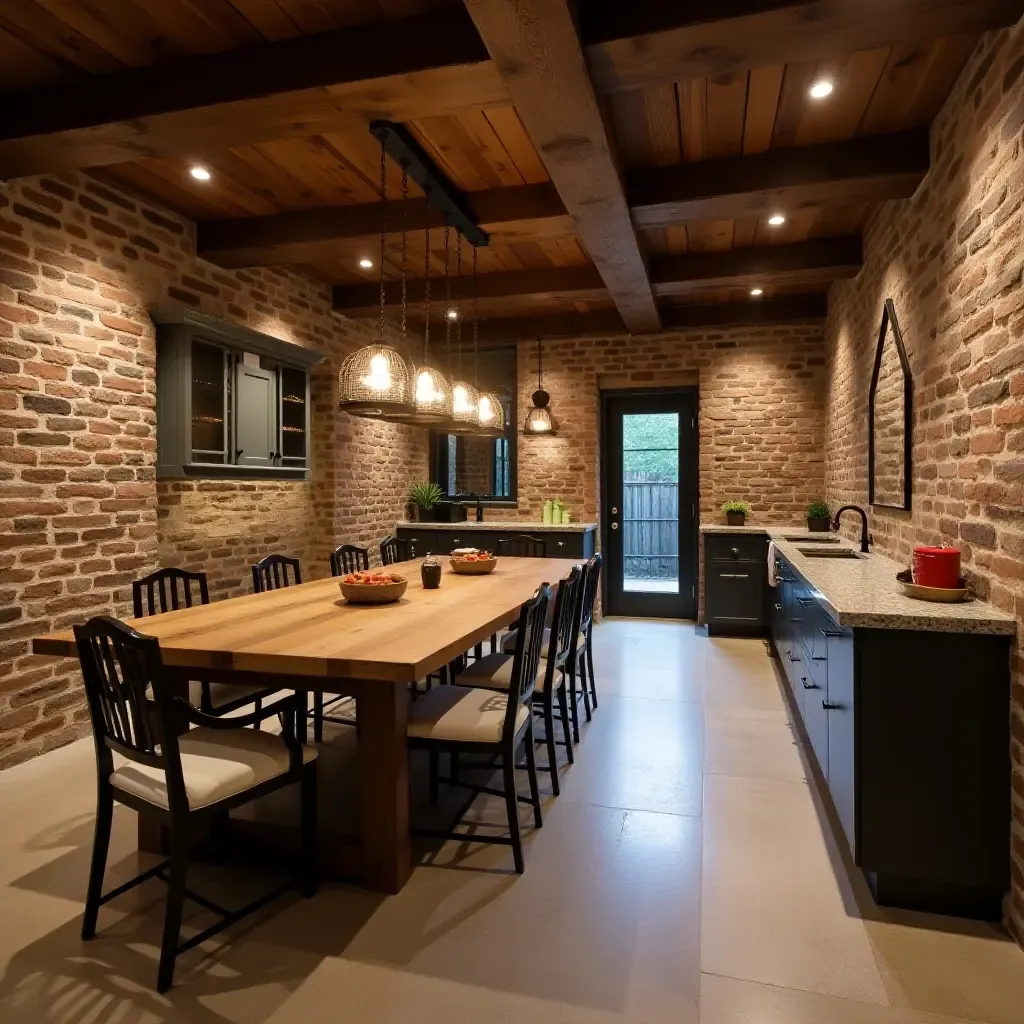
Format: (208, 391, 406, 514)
(32, 557, 579, 684)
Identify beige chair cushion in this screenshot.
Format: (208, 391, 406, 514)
(501, 628, 585, 656)
(407, 685, 529, 743)
(110, 727, 316, 811)
(194, 681, 282, 710)
(456, 653, 561, 693)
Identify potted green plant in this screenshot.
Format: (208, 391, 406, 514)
(721, 500, 751, 527)
(807, 499, 832, 533)
(410, 482, 443, 522)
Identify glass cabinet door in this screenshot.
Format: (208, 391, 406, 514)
(279, 365, 307, 467)
(190, 340, 227, 464)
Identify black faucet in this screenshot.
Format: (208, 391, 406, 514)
(467, 492, 483, 522)
(833, 504, 870, 553)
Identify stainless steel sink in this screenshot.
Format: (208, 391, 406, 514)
(783, 535, 839, 543)
(797, 546, 862, 559)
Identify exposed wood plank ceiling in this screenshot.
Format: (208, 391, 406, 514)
(0, 0, 1019, 334)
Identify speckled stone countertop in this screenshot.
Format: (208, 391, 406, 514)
(701, 522, 1016, 635)
(397, 520, 597, 534)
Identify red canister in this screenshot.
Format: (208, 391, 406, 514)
(912, 546, 961, 589)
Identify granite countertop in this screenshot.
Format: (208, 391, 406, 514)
(397, 520, 597, 534)
(701, 522, 1016, 635)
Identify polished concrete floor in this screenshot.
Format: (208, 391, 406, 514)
(1, 620, 1024, 1022)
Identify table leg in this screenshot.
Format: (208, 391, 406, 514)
(356, 681, 411, 893)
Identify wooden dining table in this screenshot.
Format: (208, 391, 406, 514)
(33, 556, 579, 894)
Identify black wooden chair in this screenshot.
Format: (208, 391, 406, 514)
(133, 567, 279, 722)
(380, 536, 412, 566)
(407, 585, 549, 873)
(252, 553, 302, 593)
(330, 544, 370, 576)
(457, 566, 581, 794)
(497, 534, 546, 558)
(75, 615, 317, 993)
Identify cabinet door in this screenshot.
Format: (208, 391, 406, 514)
(279, 365, 308, 468)
(706, 564, 764, 625)
(826, 625, 856, 855)
(235, 363, 276, 468)
(190, 339, 228, 464)
(797, 651, 828, 771)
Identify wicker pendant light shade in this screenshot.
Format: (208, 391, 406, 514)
(476, 390, 506, 437)
(448, 379, 480, 433)
(339, 137, 415, 420)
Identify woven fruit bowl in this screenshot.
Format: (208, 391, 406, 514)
(338, 571, 408, 604)
(450, 553, 497, 575)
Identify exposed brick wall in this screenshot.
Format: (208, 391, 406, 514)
(822, 23, 1024, 936)
(513, 326, 827, 526)
(0, 172, 427, 768)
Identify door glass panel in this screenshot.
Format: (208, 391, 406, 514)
(621, 413, 679, 594)
(191, 341, 225, 463)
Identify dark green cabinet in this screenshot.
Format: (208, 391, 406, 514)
(153, 309, 321, 479)
(395, 526, 596, 559)
(703, 533, 768, 634)
(770, 549, 1011, 920)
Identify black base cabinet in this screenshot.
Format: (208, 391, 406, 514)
(395, 527, 595, 560)
(771, 552, 1011, 920)
(703, 533, 768, 635)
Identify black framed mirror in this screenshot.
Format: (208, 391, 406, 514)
(868, 298, 912, 510)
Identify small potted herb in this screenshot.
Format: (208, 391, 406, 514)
(807, 499, 832, 533)
(721, 500, 751, 527)
(410, 482, 443, 522)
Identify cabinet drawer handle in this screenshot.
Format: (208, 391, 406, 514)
(796, 597, 814, 606)
(790, 617, 802, 624)
(811, 655, 827, 662)
(788, 652, 800, 662)
(774, 603, 783, 610)
(557, 541, 564, 547)
(731, 547, 739, 555)
(822, 701, 843, 710)
(820, 628, 844, 638)
(719, 573, 749, 579)
(801, 676, 817, 689)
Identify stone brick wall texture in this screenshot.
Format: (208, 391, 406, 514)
(0, 172, 428, 769)
(822, 24, 1024, 937)
(514, 326, 828, 526)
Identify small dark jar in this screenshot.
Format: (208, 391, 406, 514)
(421, 557, 442, 589)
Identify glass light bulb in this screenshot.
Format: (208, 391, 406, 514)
(479, 395, 494, 422)
(416, 370, 438, 404)
(361, 353, 392, 392)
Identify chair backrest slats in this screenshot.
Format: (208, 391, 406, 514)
(497, 534, 546, 558)
(504, 584, 551, 739)
(330, 544, 370, 576)
(252, 554, 302, 593)
(380, 536, 412, 566)
(579, 552, 602, 636)
(133, 567, 209, 619)
(546, 565, 583, 677)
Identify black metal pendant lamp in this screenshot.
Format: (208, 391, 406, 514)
(523, 335, 556, 435)
(338, 138, 413, 419)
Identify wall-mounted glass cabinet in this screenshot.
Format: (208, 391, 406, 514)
(152, 309, 322, 479)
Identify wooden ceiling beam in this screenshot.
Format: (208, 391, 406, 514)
(463, 0, 661, 335)
(333, 237, 861, 314)
(198, 184, 571, 268)
(651, 237, 862, 297)
(333, 265, 606, 317)
(422, 293, 828, 345)
(0, 10, 505, 179)
(582, 0, 1024, 93)
(629, 131, 930, 229)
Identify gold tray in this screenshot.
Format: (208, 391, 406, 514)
(896, 570, 971, 603)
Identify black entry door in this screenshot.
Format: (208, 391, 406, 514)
(602, 389, 698, 618)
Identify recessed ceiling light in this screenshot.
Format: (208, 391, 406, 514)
(446, 309, 459, 321)
(750, 288, 764, 297)
(189, 165, 212, 182)
(768, 213, 786, 226)
(808, 79, 834, 100)
(358, 258, 373, 269)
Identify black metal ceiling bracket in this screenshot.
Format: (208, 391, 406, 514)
(369, 119, 490, 247)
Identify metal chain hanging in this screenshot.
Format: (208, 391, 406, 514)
(449, 230, 479, 432)
(377, 138, 388, 344)
(399, 163, 408, 346)
(475, 243, 505, 437)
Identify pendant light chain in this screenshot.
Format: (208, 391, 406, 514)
(423, 191, 431, 359)
(473, 244, 479, 386)
(538, 335, 543, 390)
(444, 223, 452, 369)
(455, 232, 463, 378)
(399, 163, 408, 346)
(377, 136, 387, 344)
